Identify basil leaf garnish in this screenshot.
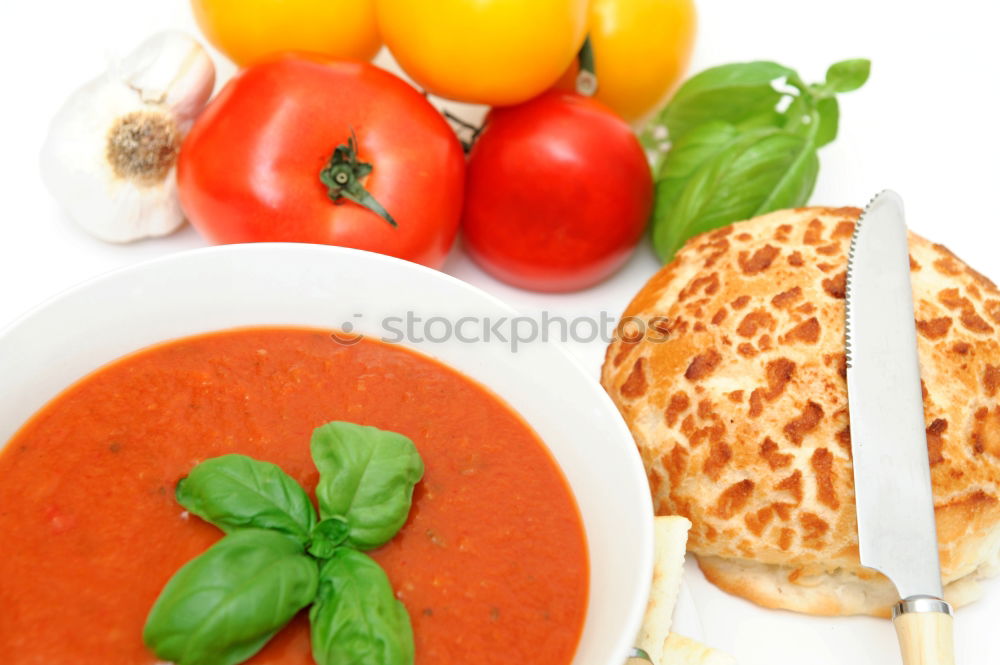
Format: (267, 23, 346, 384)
(309, 548, 415, 665)
(143, 529, 319, 665)
(145, 421, 424, 664)
(176, 454, 317, 544)
(311, 422, 424, 550)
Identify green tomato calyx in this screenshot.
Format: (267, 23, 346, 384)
(319, 131, 398, 228)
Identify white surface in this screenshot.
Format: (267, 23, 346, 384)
(0, 243, 655, 665)
(672, 580, 704, 643)
(1, 1, 998, 663)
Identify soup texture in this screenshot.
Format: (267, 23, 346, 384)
(0, 328, 588, 664)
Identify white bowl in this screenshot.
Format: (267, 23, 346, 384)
(0, 243, 653, 665)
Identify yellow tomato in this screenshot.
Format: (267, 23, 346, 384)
(375, 0, 589, 106)
(191, 0, 381, 67)
(586, 0, 698, 123)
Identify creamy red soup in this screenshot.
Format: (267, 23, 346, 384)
(0, 328, 588, 664)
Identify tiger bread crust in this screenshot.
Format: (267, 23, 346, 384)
(601, 206, 1000, 616)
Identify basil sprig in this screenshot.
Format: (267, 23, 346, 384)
(143, 421, 424, 665)
(647, 58, 870, 262)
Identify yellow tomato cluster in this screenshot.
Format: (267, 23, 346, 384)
(191, 0, 696, 121)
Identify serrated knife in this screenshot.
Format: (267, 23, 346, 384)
(845, 190, 954, 664)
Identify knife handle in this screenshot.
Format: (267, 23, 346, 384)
(892, 596, 955, 665)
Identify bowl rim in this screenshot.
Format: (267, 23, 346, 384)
(0, 242, 654, 664)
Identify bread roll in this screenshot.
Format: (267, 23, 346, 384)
(602, 207, 1000, 616)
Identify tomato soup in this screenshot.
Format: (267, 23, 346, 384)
(0, 328, 588, 664)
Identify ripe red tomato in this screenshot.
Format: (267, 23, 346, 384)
(461, 91, 653, 292)
(178, 56, 465, 268)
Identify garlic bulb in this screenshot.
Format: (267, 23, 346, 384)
(40, 31, 215, 243)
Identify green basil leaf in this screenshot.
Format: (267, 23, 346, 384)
(813, 97, 840, 148)
(825, 58, 871, 93)
(734, 110, 785, 132)
(659, 61, 795, 140)
(144, 529, 319, 665)
(652, 128, 818, 261)
(653, 121, 741, 230)
(753, 133, 820, 214)
(655, 121, 740, 182)
(176, 454, 317, 544)
(311, 422, 424, 550)
(310, 548, 414, 665)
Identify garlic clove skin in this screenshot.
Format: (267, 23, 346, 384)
(117, 30, 216, 126)
(40, 31, 215, 244)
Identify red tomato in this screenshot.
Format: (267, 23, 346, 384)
(178, 56, 465, 268)
(461, 91, 653, 292)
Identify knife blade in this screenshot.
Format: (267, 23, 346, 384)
(845, 190, 954, 664)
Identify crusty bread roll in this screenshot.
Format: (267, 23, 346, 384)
(601, 207, 1000, 616)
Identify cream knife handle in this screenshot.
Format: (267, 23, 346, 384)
(892, 596, 955, 665)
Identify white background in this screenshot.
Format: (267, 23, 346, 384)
(1, 1, 998, 663)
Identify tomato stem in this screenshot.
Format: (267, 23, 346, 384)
(575, 36, 597, 96)
(442, 110, 484, 154)
(319, 132, 398, 228)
